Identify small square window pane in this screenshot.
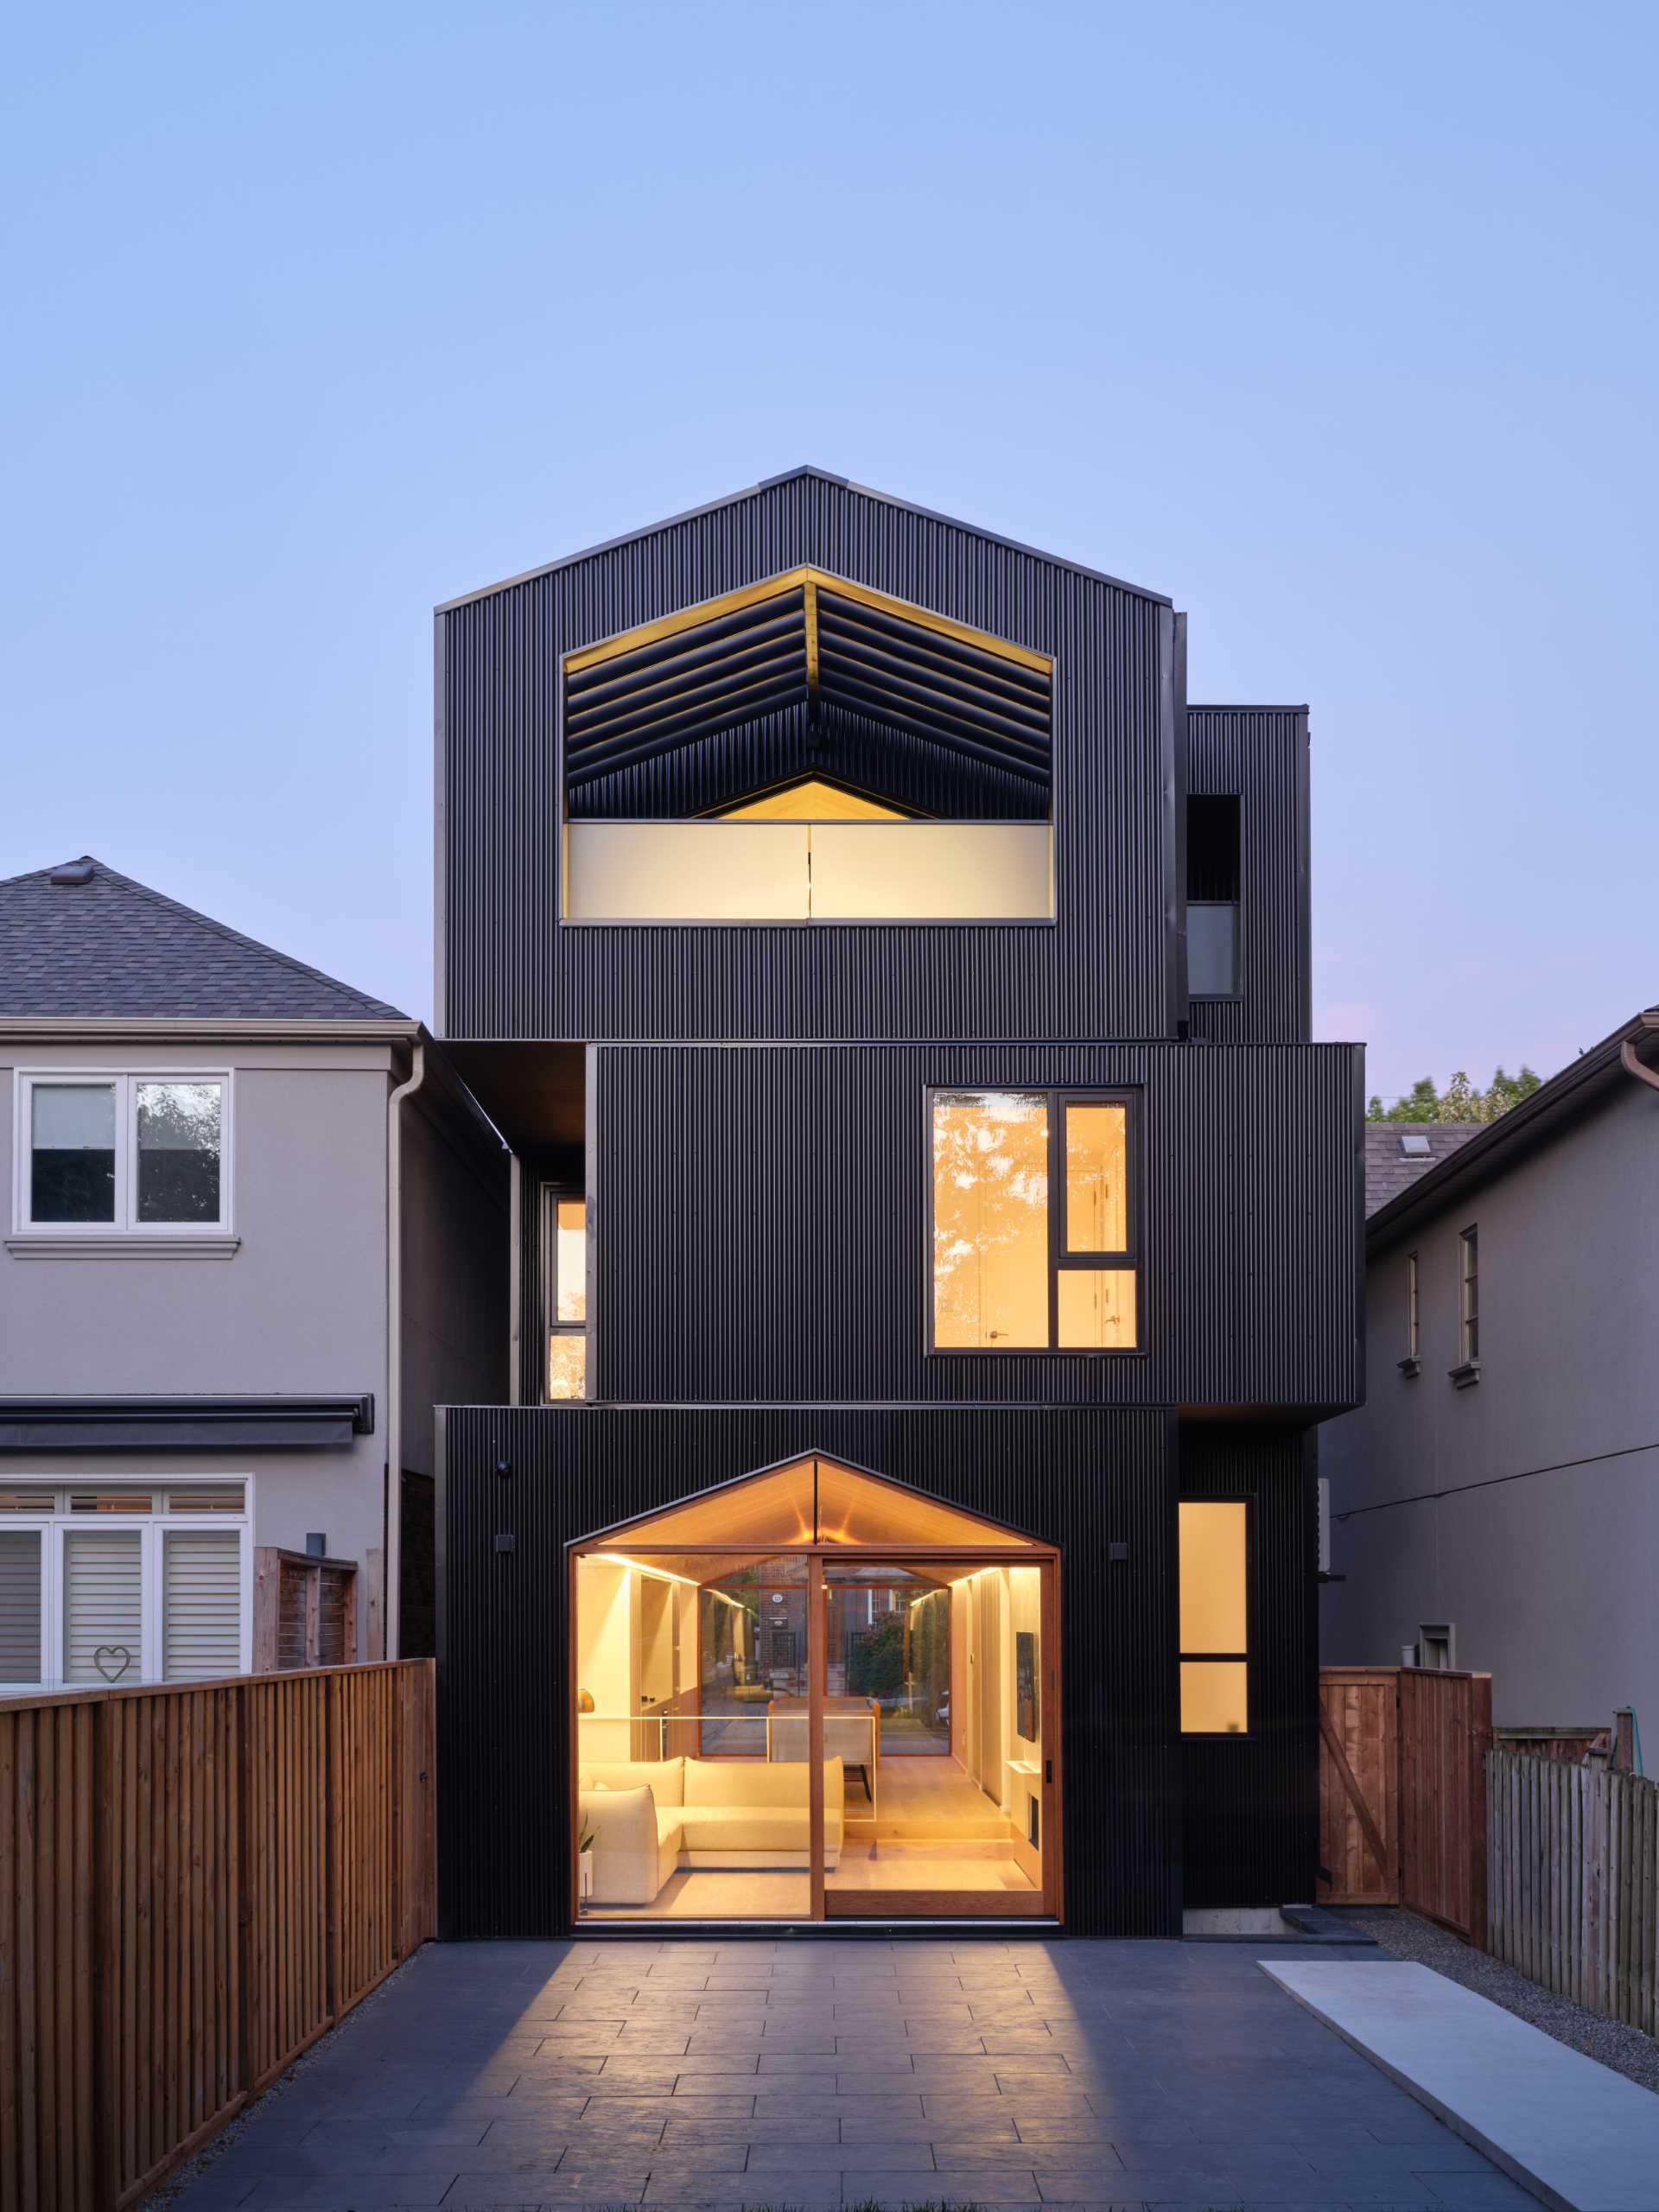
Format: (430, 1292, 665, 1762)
(31, 1084, 117, 1223)
(0, 1531, 42, 1681)
(556, 1199, 587, 1323)
(1065, 1104, 1128, 1253)
(136, 1083, 222, 1224)
(1180, 1660, 1248, 1734)
(549, 1336, 587, 1400)
(1055, 1268, 1136, 1349)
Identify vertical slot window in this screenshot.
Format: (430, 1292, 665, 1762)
(1407, 1251, 1420, 1361)
(544, 1187, 588, 1399)
(1178, 1500, 1249, 1735)
(1186, 794, 1241, 996)
(1459, 1227, 1479, 1364)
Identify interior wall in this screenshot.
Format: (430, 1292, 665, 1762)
(575, 1559, 633, 1760)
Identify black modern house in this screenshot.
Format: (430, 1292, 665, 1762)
(432, 467, 1363, 1940)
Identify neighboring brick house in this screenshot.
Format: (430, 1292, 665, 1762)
(0, 855, 506, 1691)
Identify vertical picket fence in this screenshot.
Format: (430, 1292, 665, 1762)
(0, 1659, 435, 2212)
(1488, 1746, 1659, 2036)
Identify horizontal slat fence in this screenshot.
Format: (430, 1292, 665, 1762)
(0, 1660, 435, 2212)
(1489, 1748, 1659, 2037)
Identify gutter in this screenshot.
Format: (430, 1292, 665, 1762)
(385, 1037, 427, 1658)
(1621, 1034, 1659, 1096)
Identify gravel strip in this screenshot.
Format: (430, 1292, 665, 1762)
(135, 1946, 425, 2210)
(1339, 1904, 1659, 2094)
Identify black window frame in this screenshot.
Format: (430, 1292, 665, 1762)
(1185, 792, 1243, 1002)
(1177, 1493, 1254, 1740)
(925, 1085, 1143, 1357)
(539, 1181, 588, 1403)
(1408, 1249, 1420, 1360)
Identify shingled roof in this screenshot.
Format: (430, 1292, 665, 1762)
(0, 856, 407, 1021)
(1363, 1122, 1482, 1216)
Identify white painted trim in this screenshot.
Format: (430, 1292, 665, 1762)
(11, 1067, 233, 1240)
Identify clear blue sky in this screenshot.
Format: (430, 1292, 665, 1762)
(3, 2, 1654, 1097)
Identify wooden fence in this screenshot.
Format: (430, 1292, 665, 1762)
(1489, 1747, 1659, 2037)
(0, 1660, 435, 2212)
(1318, 1663, 1491, 1943)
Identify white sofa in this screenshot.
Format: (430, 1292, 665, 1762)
(578, 1755, 844, 1906)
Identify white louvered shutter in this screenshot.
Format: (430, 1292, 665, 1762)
(0, 1531, 43, 1681)
(63, 1531, 143, 1683)
(163, 1531, 242, 1680)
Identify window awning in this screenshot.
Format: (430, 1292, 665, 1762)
(0, 1395, 374, 1452)
(563, 567, 1052, 795)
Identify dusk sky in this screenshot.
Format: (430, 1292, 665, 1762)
(3, 3, 1654, 1100)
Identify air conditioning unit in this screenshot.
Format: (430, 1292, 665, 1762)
(1316, 1477, 1331, 1575)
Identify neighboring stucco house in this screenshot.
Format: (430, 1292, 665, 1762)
(1321, 1011, 1659, 1727)
(0, 855, 507, 1692)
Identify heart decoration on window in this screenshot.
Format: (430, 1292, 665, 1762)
(93, 1645, 132, 1681)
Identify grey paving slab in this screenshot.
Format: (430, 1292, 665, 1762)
(161, 1937, 1531, 2212)
(1265, 1959, 1659, 2212)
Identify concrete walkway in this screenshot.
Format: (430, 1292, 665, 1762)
(1266, 1961, 1659, 2212)
(166, 1938, 1537, 2212)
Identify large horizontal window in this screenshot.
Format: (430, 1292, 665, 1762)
(14, 1071, 229, 1236)
(931, 1090, 1138, 1351)
(1179, 1500, 1249, 1735)
(0, 1480, 251, 1691)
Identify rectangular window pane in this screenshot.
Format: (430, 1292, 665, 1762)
(31, 1083, 117, 1223)
(137, 1082, 222, 1224)
(1065, 1104, 1128, 1253)
(1056, 1268, 1137, 1349)
(1187, 904, 1239, 995)
(0, 1531, 42, 1680)
(556, 1198, 587, 1323)
(931, 1092, 1050, 1348)
(162, 1530, 242, 1680)
(549, 1336, 587, 1400)
(1180, 1660, 1248, 1734)
(163, 1484, 245, 1513)
(1179, 1501, 1248, 1654)
(0, 1488, 57, 1512)
(63, 1530, 143, 1684)
(70, 1490, 153, 1513)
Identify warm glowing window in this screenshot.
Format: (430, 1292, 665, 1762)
(543, 1187, 588, 1400)
(715, 779, 909, 822)
(931, 1090, 1138, 1351)
(1179, 1500, 1249, 1734)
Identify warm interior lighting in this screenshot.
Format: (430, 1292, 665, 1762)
(548, 1336, 587, 1400)
(1064, 1104, 1128, 1252)
(715, 779, 910, 822)
(931, 1092, 1049, 1347)
(556, 1199, 587, 1322)
(1180, 1661, 1248, 1734)
(1178, 1501, 1248, 1735)
(1056, 1268, 1136, 1348)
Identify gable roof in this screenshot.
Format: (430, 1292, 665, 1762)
(0, 856, 407, 1022)
(435, 464, 1173, 616)
(1363, 1122, 1481, 1215)
(1366, 1012, 1659, 1249)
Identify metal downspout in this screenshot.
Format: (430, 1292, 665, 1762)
(386, 1039, 427, 1659)
(1620, 1036, 1659, 1095)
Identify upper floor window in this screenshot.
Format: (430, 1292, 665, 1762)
(1186, 794, 1240, 997)
(930, 1090, 1138, 1351)
(1459, 1226, 1479, 1364)
(0, 1478, 251, 1691)
(543, 1185, 588, 1399)
(15, 1072, 229, 1236)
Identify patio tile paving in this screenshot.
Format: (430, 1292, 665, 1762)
(160, 1937, 1536, 2212)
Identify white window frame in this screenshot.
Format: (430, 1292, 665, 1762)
(12, 1069, 234, 1242)
(0, 1474, 254, 1692)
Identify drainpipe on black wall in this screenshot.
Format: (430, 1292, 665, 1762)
(385, 1037, 427, 1660)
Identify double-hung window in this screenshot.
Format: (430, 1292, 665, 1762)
(930, 1090, 1139, 1351)
(14, 1071, 230, 1239)
(0, 1479, 252, 1692)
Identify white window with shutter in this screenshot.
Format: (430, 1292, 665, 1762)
(0, 1478, 252, 1692)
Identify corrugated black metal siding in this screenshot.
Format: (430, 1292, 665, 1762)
(1186, 708, 1311, 1045)
(438, 473, 1178, 1040)
(1178, 1423, 1319, 1908)
(437, 1403, 1183, 1940)
(589, 1041, 1364, 1412)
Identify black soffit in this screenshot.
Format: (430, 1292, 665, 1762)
(563, 567, 1052, 792)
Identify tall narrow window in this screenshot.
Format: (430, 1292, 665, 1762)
(0, 1531, 43, 1681)
(1178, 1500, 1249, 1734)
(1407, 1251, 1420, 1361)
(1459, 1227, 1479, 1364)
(1186, 795, 1241, 996)
(63, 1530, 143, 1685)
(543, 1187, 588, 1399)
(931, 1090, 1138, 1351)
